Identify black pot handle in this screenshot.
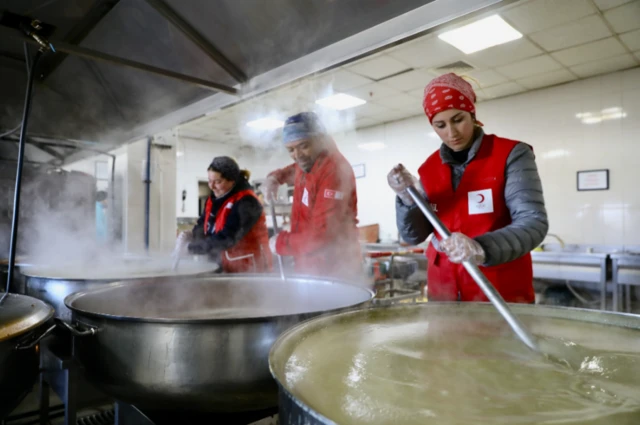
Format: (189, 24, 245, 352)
(15, 323, 57, 350)
(55, 318, 99, 337)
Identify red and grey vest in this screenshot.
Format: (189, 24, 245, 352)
(418, 134, 534, 303)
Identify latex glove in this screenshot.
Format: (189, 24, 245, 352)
(269, 234, 278, 254)
(263, 175, 280, 203)
(439, 233, 485, 265)
(173, 231, 192, 257)
(387, 164, 423, 206)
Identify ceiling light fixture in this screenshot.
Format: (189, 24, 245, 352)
(541, 149, 570, 159)
(438, 15, 522, 54)
(357, 142, 385, 151)
(576, 107, 627, 125)
(316, 93, 366, 111)
(246, 118, 285, 130)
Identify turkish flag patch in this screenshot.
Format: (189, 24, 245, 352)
(324, 189, 344, 200)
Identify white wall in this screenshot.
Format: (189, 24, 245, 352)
(467, 68, 640, 249)
(125, 136, 177, 253)
(176, 67, 640, 248)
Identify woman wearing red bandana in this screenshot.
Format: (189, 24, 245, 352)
(388, 73, 548, 303)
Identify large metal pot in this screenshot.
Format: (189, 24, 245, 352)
(270, 303, 640, 425)
(0, 293, 54, 419)
(63, 275, 374, 412)
(23, 257, 218, 321)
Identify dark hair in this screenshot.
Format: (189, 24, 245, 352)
(208, 156, 251, 182)
(239, 169, 251, 181)
(96, 191, 108, 202)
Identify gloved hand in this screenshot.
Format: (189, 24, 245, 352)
(439, 233, 485, 264)
(263, 175, 280, 203)
(387, 164, 423, 206)
(269, 234, 279, 254)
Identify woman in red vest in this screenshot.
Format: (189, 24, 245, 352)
(388, 73, 548, 303)
(178, 156, 272, 273)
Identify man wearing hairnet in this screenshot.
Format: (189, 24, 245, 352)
(264, 112, 362, 280)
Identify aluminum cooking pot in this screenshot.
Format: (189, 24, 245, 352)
(62, 274, 374, 412)
(23, 257, 218, 322)
(270, 303, 640, 425)
(0, 293, 54, 419)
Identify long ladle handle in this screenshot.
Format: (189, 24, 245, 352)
(171, 234, 187, 271)
(407, 187, 540, 352)
(269, 201, 286, 281)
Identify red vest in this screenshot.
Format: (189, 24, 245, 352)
(204, 190, 273, 274)
(418, 134, 534, 303)
(275, 148, 361, 278)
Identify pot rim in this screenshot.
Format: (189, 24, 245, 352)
(64, 274, 375, 324)
(0, 293, 55, 342)
(20, 261, 219, 280)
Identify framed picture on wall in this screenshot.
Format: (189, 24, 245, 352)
(577, 169, 609, 191)
(352, 163, 366, 179)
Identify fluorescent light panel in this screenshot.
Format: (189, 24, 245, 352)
(438, 15, 522, 54)
(246, 118, 284, 130)
(576, 107, 627, 125)
(316, 93, 366, 111)
(358, 142, 385, 151)
(541, 149, 570, 159)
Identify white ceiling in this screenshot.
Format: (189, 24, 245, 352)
(178, 0, 640, 145)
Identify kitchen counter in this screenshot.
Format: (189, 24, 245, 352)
(610, 253, 640, 312)
(531, 251, 609, 310)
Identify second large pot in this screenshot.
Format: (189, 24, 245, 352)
(23, 256, 218, 322)
(63, 274, 374, 412)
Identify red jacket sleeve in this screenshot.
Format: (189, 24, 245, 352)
(268, 163, 296, 186)
(277, 166, 355, 256)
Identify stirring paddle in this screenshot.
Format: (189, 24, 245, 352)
(269, 200, 287, 281)
(171, 234, 188, 271)
(171, 251, 181, 271)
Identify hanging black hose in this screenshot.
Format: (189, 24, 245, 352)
(144, 136, 152, 252)
(1, 49, 43, 304)
(0, 123, 21, 138)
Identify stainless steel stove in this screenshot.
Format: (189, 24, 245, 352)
(31, 333, 279, 425)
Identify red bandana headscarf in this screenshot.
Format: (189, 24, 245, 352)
(423, 73, 479, 124)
